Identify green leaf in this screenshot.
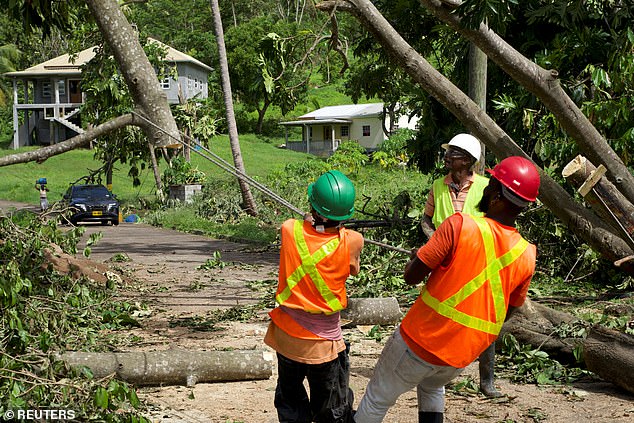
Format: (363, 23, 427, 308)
(94, 386, 109, 409)
(128, 389, 141, 408)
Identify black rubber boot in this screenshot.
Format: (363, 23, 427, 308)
(478, 343, 502, 398)
(418, 411, 443, 423)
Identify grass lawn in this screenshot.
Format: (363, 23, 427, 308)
(0, 134, 311, 206)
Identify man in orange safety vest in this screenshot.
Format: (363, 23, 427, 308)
(355, 156, 540, 423)
(265, 170, 364, 423)
(420, 133, 501, 397)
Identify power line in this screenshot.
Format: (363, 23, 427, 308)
(131, 111, 411, 254)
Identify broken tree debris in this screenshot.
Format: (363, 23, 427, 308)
(500, 298, 580, 365)
(61, 350, 273, 387)
(501, 298, 634, 394)
(562, 155, 634, 251)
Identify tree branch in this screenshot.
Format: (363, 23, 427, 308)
(315, 0, 634, 275)
(0, 113, 139, 167)
(414, 0, 634, 205)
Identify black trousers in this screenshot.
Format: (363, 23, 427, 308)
(274, 344, 354, 423)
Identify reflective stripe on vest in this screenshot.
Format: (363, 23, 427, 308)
(275, 220, 344, 312)
(421, 216, 529, 335)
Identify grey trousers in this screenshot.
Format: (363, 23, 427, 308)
(354, 327, 464, 423)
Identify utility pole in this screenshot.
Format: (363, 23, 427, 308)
(468, 43, 487, 174)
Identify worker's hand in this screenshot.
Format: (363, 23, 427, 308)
(303, 212, 315, 225)
(409, 247, 419, 259)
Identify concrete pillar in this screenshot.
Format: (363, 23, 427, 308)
(331, 126, 335, 153)
(53, 78, 60, 118)
(12, 79, 19, 149)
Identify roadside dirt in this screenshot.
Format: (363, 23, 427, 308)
(66, 221, 634, 423)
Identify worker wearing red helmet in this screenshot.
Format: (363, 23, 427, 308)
(421, 133, 502, 397)
(355, 157, 540, 423)
(265, 170, 364, 423)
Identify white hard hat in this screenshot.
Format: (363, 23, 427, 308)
(441, 133, 482, 161)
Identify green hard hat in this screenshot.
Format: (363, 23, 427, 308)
(307, 170, 356, 221)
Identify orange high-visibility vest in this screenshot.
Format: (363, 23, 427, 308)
(401, 214, 536, 368)
(270, 219, 351, 339)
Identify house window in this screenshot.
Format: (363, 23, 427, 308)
(42, 82, 52, 98)
(194, 79, 200, 89)
(362, 125, 371, 136)
(188, 75, 193, 90)
(160, 78, 170, 89)
(57, 80, 66, 96)
(340, 126, 349, 137)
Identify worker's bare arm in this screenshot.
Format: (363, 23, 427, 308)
(420, 214, 436, 241)
(404, 255, 432, 285)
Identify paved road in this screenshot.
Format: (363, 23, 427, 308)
(1, 200, 279, 313)
(0, 200, 40, 214)
(0, 200, 277, 266)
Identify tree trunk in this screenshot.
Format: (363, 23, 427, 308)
(500, 298, 580, 365)
(148, 141, 164, 202)
(562, 156, 634, 251)
(256, 99, 272, 135)
(409, 0, 634, 207)
(341, 297, 403, 327)
(105, 158, 114, 191)
(0, 114, 136, 167)
(60, 350, 273, 387)
(85, 0, 180, 150)
(210, 0, 258, 215)
(584, 326, 634, 395)
(315, 0, 634, 277)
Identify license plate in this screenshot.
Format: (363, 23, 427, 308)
(92, 211, 103, 216)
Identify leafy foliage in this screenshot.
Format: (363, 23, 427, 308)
(498, 334, 590, 385)
(162, 155, 207, 187)
(372, 129, 415, 169)
(0, 212, 148, 420)
(326, 141, 367, 174)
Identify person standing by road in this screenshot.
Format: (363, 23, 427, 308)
(355, 156, 540, 423)
(264, 170, 364, 423)
(420, 133, 501, 397)
(35, 179, 49, 212)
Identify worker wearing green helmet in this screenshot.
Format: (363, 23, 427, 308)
(308, 169, 357, 221)
(265, 170, 364, 423)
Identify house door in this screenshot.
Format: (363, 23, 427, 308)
(323, 126, 332, 140)
(69, 80, 82, 103)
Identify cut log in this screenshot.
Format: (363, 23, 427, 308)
(60, 350, 273, 387)
(563, 155, 634, 251)
(583, 325, 634, 395)
(341, 297, 403, 327)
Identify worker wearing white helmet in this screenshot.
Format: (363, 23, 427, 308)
(420, 133, 487, 240)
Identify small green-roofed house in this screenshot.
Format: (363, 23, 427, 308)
(280, 103, 420, 157)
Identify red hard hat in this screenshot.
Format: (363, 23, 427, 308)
(486, 156, 540, 203)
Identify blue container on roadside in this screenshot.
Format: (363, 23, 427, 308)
(37, 178, 47, 185)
